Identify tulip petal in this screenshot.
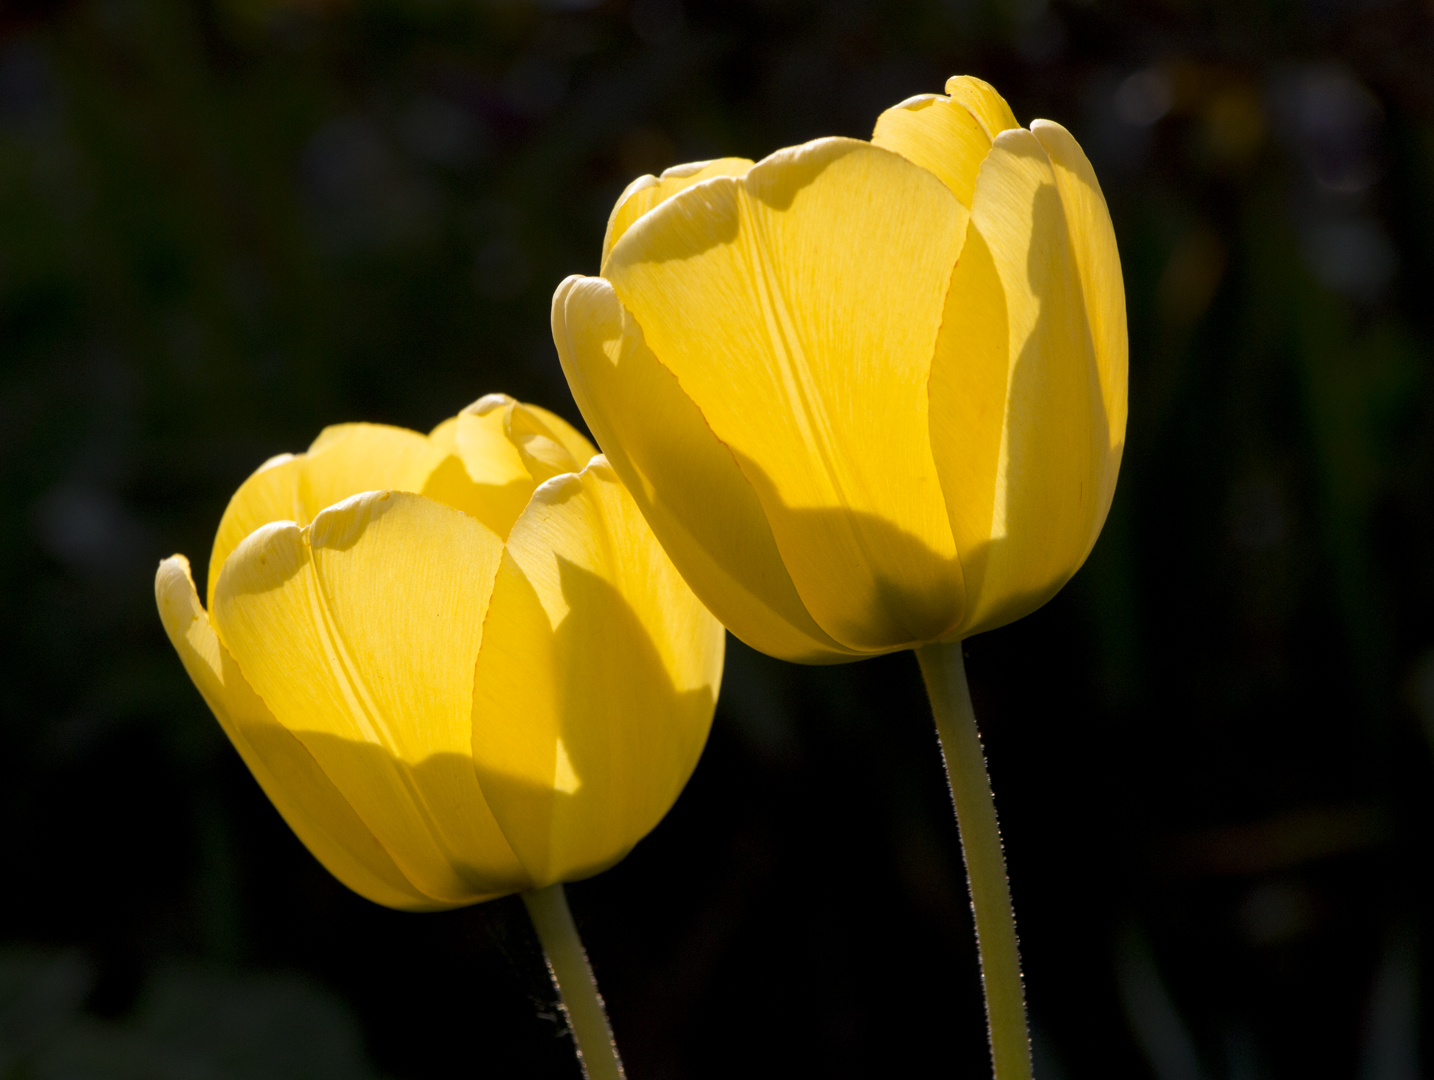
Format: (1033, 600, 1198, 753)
(299, 423, 442, 523)
(213, 491, 526, 903)
(207, 453, 302, 612)
(208, 425, 447, 605)
(872, 93, 990, 207)
(601, 158, 754, 269)
(552, 274, 856, 663)
(471, 459, 724, 887)
(420, 398, 536, 538)
(157, 555, 444, 911)
(944, 75, 1021, 140)
(419, 396, 598, 536)
(938, 129, 1107, 637)
(927, 223, 1010, 634)
(604, 137, 967, 651)
(502, 400, 582, 483)
(518, 403, 598, 470)
(1031, 119, 1128, 524)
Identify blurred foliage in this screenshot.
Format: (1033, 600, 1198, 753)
(1, 0, 1433, 1076)
(0, 946, 388, 1078)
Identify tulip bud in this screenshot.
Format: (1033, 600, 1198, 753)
(156, 395, 724, 910)
(553, 76, 1126, 661)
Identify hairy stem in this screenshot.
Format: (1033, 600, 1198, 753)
(522, 883, 626, 1080)
(916, 640, 1033, 1080)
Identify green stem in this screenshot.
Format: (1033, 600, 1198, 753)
(916, 640, 1033, 1080)
(522, 884, 626, 1080)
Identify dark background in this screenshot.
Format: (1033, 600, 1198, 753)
(2, 0, 1433, 1076)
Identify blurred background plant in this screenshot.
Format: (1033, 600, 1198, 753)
(1, 0, 1432, 1076)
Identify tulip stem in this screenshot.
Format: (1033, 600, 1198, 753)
(523, 883, 626, 1080)
(916, 640, 1033, 1080)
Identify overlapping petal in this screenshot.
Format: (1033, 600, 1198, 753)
(471, 458, 724, 886)
(212, 490, 526, 904)
(210, 401, 596, 596)
(943, 75, 1021, 140)
(207, 453, 301, 612)
(298, 423, 442, 523)
(934, 129, 1109, 637)
(552, 275, 854, 663)
(603, 137, 968, 651)
(601, 158, 754, 268)
(419, 394, 593, 538)
(872, 94, 990, 208)
(1030, 119, 1128, 532)
(157, 555, 442, 910)
(419, 402, 534, 538)
(208, 423, 441, 605)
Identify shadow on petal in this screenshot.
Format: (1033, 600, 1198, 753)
(471, 554, 717, 889)
(267, 733, 533, 904)
(421, 453, 536, 539)
(727, 445, 968, 653)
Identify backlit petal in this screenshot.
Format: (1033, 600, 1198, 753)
(872, 93, 990, 207)
(209, 425, 447, 605)
(944, 75, 1021, 140)
(1031, 119, 1128, 531)
(503, 400, 581, 482)
(420, 397, 536, 538)
(601, 158, 754, 269)
(298, 423, 442, 523)
(552, 274, 855, 663)
(947, 129, 1107, 637)
(519, 403, 598, 469)
(928, 223, 1010, 636)
(471, 459, 724, 887)
(213, 491, 526, 903)
(604, 137, 966, 651)
(418, 396, 598, 537)
(208, 453, 301, 612)
(156, 556, 442, 911)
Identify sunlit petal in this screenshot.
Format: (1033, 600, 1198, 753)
(156, 555, 444, 911)
(601, 157, 755, 268)
(872, 92, 989, 208)
(503, 399, 582, 482)
(928, 222, 1011, 637)
(1031, 119, 1128, 530)
(517, 402, 598, 470)
(944, 75, 1021, 140)
(298, 423, 443, 524)
(421, 397, 536, 537)
(552, 274, 855, 662)
(212, 491, 526, 903)
(211, 425, 448, 605)
(604, 137, 967, 650)
(472, 459, 724, 887)
(208, 453, 301, 612)
(419, 395, 597, 537)
(949, 129, 1106, 637)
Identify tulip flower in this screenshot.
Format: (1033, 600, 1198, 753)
(156, 394, 724, 1080)
(552, 77, 1125, 1080)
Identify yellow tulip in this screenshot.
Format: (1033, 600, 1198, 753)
(552, 76, 1126, 662)
(155, 394, 725, 912)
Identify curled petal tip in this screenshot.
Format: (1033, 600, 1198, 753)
(464, 392, 513, 416)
